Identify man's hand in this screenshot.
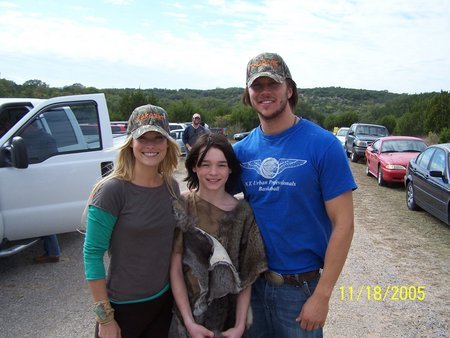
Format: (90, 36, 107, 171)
(296, 292, 329, 331)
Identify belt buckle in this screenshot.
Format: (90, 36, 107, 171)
(264, 271, 284, 286)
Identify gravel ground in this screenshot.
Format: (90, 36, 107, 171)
(324, 161, 449, 338)
(0, 158, 448, 337)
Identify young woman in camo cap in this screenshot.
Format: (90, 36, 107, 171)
(83, 104, 180, 338)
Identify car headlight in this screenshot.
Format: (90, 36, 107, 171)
(385, 164, 406, 170)
(355, 140, 366, 147)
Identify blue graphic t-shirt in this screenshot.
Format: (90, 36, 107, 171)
(233, 118, 357, 274)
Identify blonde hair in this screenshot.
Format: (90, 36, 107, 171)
(80, 134, 180, 229)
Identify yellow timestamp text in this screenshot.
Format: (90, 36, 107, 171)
(339, 285, 426, 301)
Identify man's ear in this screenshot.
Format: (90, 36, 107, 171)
(287, 85, 293, 99)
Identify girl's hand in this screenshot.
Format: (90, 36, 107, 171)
(222, 326, 245, 338)
(185, 321, 214, 338)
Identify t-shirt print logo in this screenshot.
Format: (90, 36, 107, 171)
(241, 157, 307, 179)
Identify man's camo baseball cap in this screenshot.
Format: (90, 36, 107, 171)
(246, 52, 292, 87)
(127, 104, 171, 139)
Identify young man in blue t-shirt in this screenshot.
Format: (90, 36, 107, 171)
(233, 53, 357, 338)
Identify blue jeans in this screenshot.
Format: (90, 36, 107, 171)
(248, 276, 323, 338)
(42, 235, 61, 256)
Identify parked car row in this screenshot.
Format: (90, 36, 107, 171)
(361, 135, 449, 226)
(336, 120, 449, 226)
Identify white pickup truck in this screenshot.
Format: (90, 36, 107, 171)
(0, 93, 125, 257)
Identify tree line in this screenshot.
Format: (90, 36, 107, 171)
(1, 78, 448, 142)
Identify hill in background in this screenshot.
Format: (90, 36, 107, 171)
(1, 78, 448, 141)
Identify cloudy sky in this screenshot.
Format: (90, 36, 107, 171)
(1, 0, 449, 94)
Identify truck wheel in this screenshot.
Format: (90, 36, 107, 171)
(406, 181, 420, 210)
(350, 149, 359, 162)
(377, 166, 386, 186)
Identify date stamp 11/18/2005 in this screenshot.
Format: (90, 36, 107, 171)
(339, 285, 426, 302)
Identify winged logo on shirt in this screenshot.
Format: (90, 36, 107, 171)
(241, 157, 307, 179)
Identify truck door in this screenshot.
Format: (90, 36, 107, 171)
(0, 94, 115, 241)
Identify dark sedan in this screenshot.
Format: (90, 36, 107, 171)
(404, 143, 450, 225)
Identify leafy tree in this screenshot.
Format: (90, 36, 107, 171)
(424, 91, 450, 135)
(0, 78, 21, 97)
(229, 105, 258, 131)
(395, 111, 425, 136)
(439, 127, 450, 143)
(166, 98, 199, 123)
(323, 111, 358, 131)
(118, 90, 159, 120)
(22, 79, 50, 97)
(323, 114, 338, 131)
(340, 111, 359, 126)
(377, 115, 397, 134)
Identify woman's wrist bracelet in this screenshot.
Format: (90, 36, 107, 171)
(93, 300, 115, 324)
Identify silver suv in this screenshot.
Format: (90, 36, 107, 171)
(344, 123, 388, 162)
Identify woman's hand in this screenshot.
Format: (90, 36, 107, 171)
(98, 319, 121, 338)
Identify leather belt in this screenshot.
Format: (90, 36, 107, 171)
(263, 270, 320, 286)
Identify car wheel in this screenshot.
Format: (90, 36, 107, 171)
(350, 149, 359, 162)
(365, 164, 371, 176)
(406, 181, 420, 210)
(377, 166, 386, 186)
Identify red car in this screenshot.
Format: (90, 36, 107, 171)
(365, 136, 427, 186)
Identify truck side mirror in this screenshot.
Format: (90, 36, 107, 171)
(10, 136, 29, 169)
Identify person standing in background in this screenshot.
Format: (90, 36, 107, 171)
(182, 113, 208, 154)
(233, 52, 357, 337)
(83, 104, 181, 338)
(20, 120, 61, 264)
(33, 235, 60, 263)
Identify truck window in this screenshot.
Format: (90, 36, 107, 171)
(17, 101, 102, 164)
(20, 119, 58, 164)
(0, 106, 31, 137)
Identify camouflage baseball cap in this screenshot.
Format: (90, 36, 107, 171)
(127, 104, 171, 139)
(246, 52, 292, 87)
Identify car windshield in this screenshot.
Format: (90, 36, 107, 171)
(337, 129, 348, 136)
(381, 140, 427, 153)
(356, 126, 387, 136)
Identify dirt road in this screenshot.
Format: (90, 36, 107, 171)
(0, 159, 448, 337)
